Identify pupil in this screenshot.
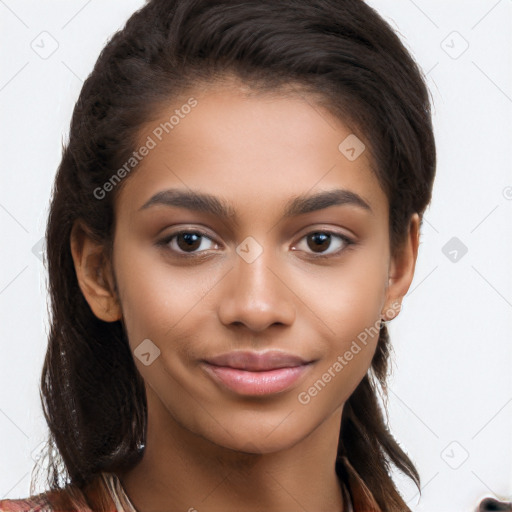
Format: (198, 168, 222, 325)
(308, 232, 330, 252)
(178, 233, 201, 251)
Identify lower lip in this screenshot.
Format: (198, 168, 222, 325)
(202, 363, 312, 396)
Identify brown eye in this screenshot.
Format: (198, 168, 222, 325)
(160, 230, 218, 255)
(307, 232, 332, 253)
(176, 232, 202, 252)
(293, 230, 354, 258)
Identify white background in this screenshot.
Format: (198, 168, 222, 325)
(0, 1, 511, 511)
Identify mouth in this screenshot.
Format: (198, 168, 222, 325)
(201, 350, 315, 396)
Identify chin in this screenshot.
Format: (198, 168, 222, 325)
(196, 415, 314, 455)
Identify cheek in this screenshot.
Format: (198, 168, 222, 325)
(300, 248, 387, 340)
(113, 241, 206, 346)
(297, 252, 387, 400)
(295, 297, 383, 415)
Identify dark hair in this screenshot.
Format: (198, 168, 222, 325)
(35, 1, 436, 510)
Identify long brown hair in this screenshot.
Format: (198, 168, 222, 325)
(33, 1, 436, 510)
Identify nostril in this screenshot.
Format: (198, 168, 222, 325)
(478, 497, 512, 511)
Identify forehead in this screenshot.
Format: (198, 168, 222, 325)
(115, 84, 388, 223)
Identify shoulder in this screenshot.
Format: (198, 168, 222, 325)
(0, 493, 52, 511)
(0, 475, 114, 512)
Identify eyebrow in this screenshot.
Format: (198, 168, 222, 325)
(139, 187, 373, 221)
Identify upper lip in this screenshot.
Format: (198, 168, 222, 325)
(204, 350, 311, 371)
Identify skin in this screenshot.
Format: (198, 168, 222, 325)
(71, 79, 419, 512)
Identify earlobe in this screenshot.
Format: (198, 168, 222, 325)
(70, 220, 122, 323)
(381, 213, 421, 322)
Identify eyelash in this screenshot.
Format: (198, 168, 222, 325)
(157, 228, 355, 260)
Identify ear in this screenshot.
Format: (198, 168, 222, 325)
(381, 213, 420, 322)
(70, 219, 122, 322)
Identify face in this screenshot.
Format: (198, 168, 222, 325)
(91, 82, 404, 455)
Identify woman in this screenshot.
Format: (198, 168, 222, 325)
(1, 0, 436, 510)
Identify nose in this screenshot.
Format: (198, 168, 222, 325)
(217, 243, 296, 332)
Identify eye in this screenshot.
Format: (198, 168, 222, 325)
(158, 228, 355, 259)
(292, 230, 355, 258)
(158, 230, 219, 256)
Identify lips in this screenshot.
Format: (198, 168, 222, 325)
(201, 350, 314, 396)
(204, 350, 310, 371)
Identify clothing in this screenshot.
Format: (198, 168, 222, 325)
(0, 455, 382, 511)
